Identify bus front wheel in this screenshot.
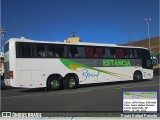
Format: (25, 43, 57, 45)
(63, 75, 79, 89)
(47, 76, 63, 91)
(133, 71, 142, 82)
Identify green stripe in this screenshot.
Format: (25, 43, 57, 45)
(60, 58, 129, 78)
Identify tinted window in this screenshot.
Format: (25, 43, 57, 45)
(77, 46, 85, 58)
(124, 49, 136, 59)
(34, 44, 46, 57)
(103, 47, 112, 58)
(95, 47, 103, 58)
(16, 42, 32, 58)
(124, 49, 130, 58)
(47, 44, 65, 58)
(116, 48, 124, 59)
(68, 45, 79, 57)
(133, 49, 141, 58)
(142, 49, 150, 59)
(86, 47, 95, 58)
(142, 59, 152, 69)
(110, 48, 116, 58)
(142, 49, 152, 69)
(84, 47, 103, 58)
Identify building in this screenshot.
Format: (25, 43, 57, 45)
(64, 32, 80, 43)
(0, 52, 4, 77)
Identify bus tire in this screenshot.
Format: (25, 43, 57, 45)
(63, 75, 79, 89)
(133, 71, 142, 82)
(47, 76, 62, 91)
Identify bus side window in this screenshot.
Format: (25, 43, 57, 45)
(16, 42, 32, 58)
(86, 47, 94, 58)
(133, 49, 138, 58)
(137, 49, 141, 59)
(124, 49, 130, 58)
(132, 49, 141, 59)
(77, 46, 85, 58)
(57, 45, 64, 57)
(47, 44, 64, 58)
(68, 46, 79, 58)
(130, 49, 137, 58)
(54, 52, 59, 57)
(130, 49, 138, 58)
(95, 48, 102, 58)
(116, 48, 124, 59)
(48, 51, 53, 57)
(48, 45, 55, 57)
(110, 48, 116, 58)
(34, 44, 46, 58)
(103, 47, 112, 58)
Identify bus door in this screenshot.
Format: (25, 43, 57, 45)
(141, 49, 153, 69)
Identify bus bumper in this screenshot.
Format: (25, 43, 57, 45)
(4, 79, 12, 86)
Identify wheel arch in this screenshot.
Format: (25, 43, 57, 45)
(64, 73, 79, 83)
(133, 70, 143, 79)
(47, 74, 63, 84)
(46, 74, 63, 91)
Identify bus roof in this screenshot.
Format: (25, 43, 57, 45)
(6, 38, 149, 50)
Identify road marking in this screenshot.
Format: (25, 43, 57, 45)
(59, 90, 92, 94)
(115, 84, 160, 89)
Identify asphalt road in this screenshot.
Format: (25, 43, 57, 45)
(1, 76, 159, 112)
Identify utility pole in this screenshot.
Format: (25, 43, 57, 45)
(1, 28, 6, 52)
(144, 18, 151, 52)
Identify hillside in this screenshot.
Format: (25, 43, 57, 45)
(123, 36, 160, 53)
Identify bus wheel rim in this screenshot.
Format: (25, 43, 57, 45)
(69, 78, 75, 87)
(51, 80, 59, 88)
(137, 73, 141, 80)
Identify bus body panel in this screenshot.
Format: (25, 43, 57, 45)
(4, 38, 153, 88)
(142, 69, 153, 79)
(16, 58, 72, 87)
(14, 58, 153, 88)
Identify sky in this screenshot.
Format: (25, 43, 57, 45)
(1, 0, 159, 46)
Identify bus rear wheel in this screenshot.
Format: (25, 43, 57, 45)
(47, 76, 62, 91)
(63, 75, 79, 89)
(133, 71, 142, 82)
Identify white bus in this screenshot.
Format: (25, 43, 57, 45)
(4, 38, 153, 90)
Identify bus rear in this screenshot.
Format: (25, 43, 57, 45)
(4, 39, 17, 87)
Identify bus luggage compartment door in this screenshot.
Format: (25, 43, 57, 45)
(19, 71, 31, 87)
